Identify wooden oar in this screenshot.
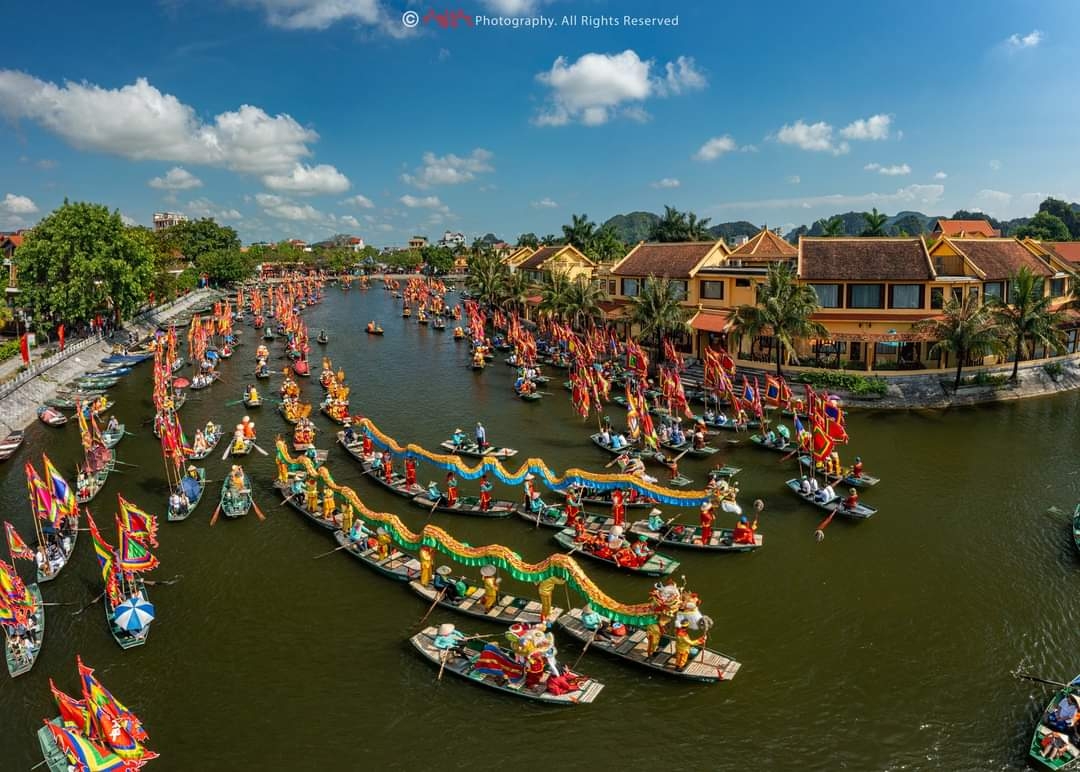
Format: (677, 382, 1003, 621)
(437, 649, 449, 681)
(813, 503, 842, 542)
(144, 574, 183, 587)
(252, 500, 267, 521)
(571, 629, 599, 670)
(418, 588, 447, 625)
(313, 543, 351, 560)
(221, 443, 232, 461)
(252, 442, 269, 457)
(209, 502, 223, 527)
(72, 591, 105, 616)
(1014, 670, 1072, 689)
(426, 496, 442, 519)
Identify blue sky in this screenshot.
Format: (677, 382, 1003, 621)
(1, 0, 1078, 245)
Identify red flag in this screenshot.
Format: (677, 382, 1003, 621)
(19, 333, 29, 365)
(58, 324, 66, 352)
(4, 521, 34, 561)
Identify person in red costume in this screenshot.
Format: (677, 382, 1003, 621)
(445, 471, 458, 507)
(478, 475, 493, 511)
(404, 455, 417, 487)
(610, 488, 625, 527)
(382, 451, 393, 484)
(699, 501, 716, 545)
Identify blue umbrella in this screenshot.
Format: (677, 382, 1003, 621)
(113, 594, 156, 632)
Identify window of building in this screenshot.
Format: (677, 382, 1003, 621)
(847, 284, 885, 309)
(622, 278, 639, 297)
(701, 280, 725, 300)
(888, 284, 923, 309)
(1051, 277, 1067, 298)
(735, 278, 752, 288)
(968, 286, 979, 303)
(930, 286, 944, 309)
(670, 280, 688, 300)
(809, 284, 841, 308)
(983, 281, 1004, 300)
(950, 287, 963, 304)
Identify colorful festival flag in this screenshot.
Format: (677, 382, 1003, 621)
(4, 521, 34, 561)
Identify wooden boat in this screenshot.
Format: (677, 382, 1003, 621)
(242, 394, 262, 408)
(402, 307, 412, 318)
(433, 319, 447, 331)
(255, 368, 270, 380)
(108, 579, 150, 649)
(518, 391, 542, 402)
(366, 326, 384, 335)
(515, 506, 615, 531)
(228, 438, 254, 457)
(410, 493, 515, 518)
(438, 440, 518, 459)
(417, 316, 429, 326)
(749, 434, 798, 454)
(660, 439, 718, 457)
(37, 718, 76, 772)
(334, 530, 421, 580)
(293, 359, 310, 377)
(410, 626, 604, 705)
(219, 472, 253, 518)
(588, 433, 637, 457)
(409, 579, 562, 625)
(101, 423, 125, 449)
(278, 403, 302, 425)
(317, 333, 329, 344)
(628, 520, 762, 552)
(189, 372, 220, 390)
(188, 426, 223, 460)
(1028, 674, 1080, 769)
(784, 479, 877, 519)
(89, 400, 115, 417)
(0, 430, 24, 461)
(355, 455, 424, 498)
(556, 608, 741, 684)
(167, 467, 206, 522)
(274, 480, 337, 531)
(37, 407, 68, 426)
(798, 457, 881, 488)
(263, 328, 275, 340)
(76, 464, 112, 504)
(697, 414, 760, 432)
(76, 376, 121, 389)
(4, 583, 43, 677)
(319, 404, 349, 426)
(564, 489, 657, 510)
(708, 465, 741, 480)
(37, 518, 78, 584)
(471, 361, 486, 371)
(85, 366, 131, 378)
(552, 528, 680, 576)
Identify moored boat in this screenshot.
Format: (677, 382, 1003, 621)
(409, 578, 561, 625)
(37, 406, 68, 427)
(410, 626, 604, 705)
(784, 479, 877, 519)
(4, 583, 43, 677)
(556, 608, 741, 683)
(0, 429, 24, 461)
(552, 528, 680, 576)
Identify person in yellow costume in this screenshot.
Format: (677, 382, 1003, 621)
(247, 384, 259, 403)
(673, 619, 707, 669)
(376, 527, 392, 560)
(304, 477, 319, 513)
(276, 456, 288, 484)
(480, 565, 500, 612)
(321, 487, 336, 521)
(537, 577, 565, 621)
(419, 545, 434, 586)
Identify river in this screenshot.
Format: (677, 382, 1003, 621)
(1, 284, 1077, 771)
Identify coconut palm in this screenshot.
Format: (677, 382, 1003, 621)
(464, 254, 506, 307)
(561, 214, 595, 252)
(538, 270, 573, 320)
(861, 208, 888, 237)
(629, 275, 692, 368)
(822, 216, 845, 237)
(649, 206, 689, 242)
(988, 266, 1066, 381)
(501, 270, 532, 319)
(686, 212, 713, 241)
(916, 294, 1006, 392)
(730, 262, 828, 375)
(565, 277, 607, 330)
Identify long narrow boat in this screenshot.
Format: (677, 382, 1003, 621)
(101, 423, 125, 449)
(410, 493, 515, 518)
(187, 426, 223, 460)
(408, 579, 561, 625)
(220, 472, 253, 518)
(589, 433, 638, 457)
(0, 430, 24, 461)
(4, 583, 43, 677)
(797, 457, 881, 488)
(108, 579, 150, 649)
(555, 608, 741, 683)
(242, 394, 262, 408)
(228, 437, 254, 457)
(85, 367, 131, 378)
(438, 440, 518, 459)
(189, 371, 220, 390)
(518, 391, 542, 402)
(749, 434, 799, 454)
(333, 530, 421, 580)
(627, 520, 763, 552)
(37, 718, 74, 772)
(552, 528, 680, 576)
(37, 407, 68, 427)
(410, 626, 604, 705)
(354, 455, 425, 498)
(660, 439, 719, 457)
(561, 488, 657, 510)
(784, 479, 877, 519)
(167, 467, 206, 522)
(76, 461, 113, 505)
(37, 519, 78, 583)
(515, 506, 615, 531)
(1028, 674, 1080, 769)
(695, 414, 760, 432)
(274, 480, 337, 531)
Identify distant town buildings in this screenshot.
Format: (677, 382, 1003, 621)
(1, 232, 25, 292)
(438, 231, 466, 248)
(153, 211, 189, 231)
(408, 236, 428, 250)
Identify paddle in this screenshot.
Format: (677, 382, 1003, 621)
(252, 501, 267, 521)
(209, 503, 223, 527)
(418, 588, 447, 626)
(571, 629, 598, 670)
(144, 574, 183, 587)
(1013, 670, 1072, 689)
(71, 591, 105, 616)
(814, 503, 842, 543)
(313, 543, 352, 560)
(221, 443, 232, 461)
(437, 650, 450, 681)
(427, 496, 442, 519)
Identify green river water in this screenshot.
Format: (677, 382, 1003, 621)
(1, 285, 1078, 771)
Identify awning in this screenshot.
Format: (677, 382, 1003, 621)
(599, 300, 631, 320)
(690, 310, 733, 333)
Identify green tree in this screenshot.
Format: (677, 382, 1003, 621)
(16, 200, 155, 325)
(860, 208, 888, 237)
(988, 266, 1066, 380)
(916, 294, 1005, 391)
(561, 213, 596, 252)
(649, 206, 689, 242)
(501, 270, 532, 318)
(1014, 211, 1071, 241)
(565, 276, 607, 330)
(730, 262, 827, 375)
(538, 270, 572, 320)
(822, 216, 845, 237)
(420, 245, 455, 274)
(585, 225, 626, 263)
(686, 211, 713, 240)
(465, 254, 508, 306)
(156, 218, 240, 259)
(196, 248, 253, 285)
(1038, 197, 1080, 239)
(383, 249, 422, 270)
(628, 275, 692, 368)
(540, 234, 562, 246)
(517, 233, 540, 248)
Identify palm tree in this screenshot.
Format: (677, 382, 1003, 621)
(501, 270, 532, 319)
(565, 277, 607, 330)
(730, 262, 828, 375)
(561, 214, 595, 252)
(464, 254, 506, 307)
(686, 212, 713, 240)
(916, 294, 1005, 392)
(629, 275, 692, 368)
(649, 206, 689, 242)
(988, 266, 1066, 381)
(538, 270, 572, 320)
(861, 208, 888, 237)
(822, 216, 845, 237)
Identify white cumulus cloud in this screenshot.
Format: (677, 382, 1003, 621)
(839, 114, 892, 141)
(187, 198, 242, 220)
(340, 214, 360, 228)
(864, 162, 910, 176)
(934, 171, 947, 180)
(651, 178, 680, 189)
(1006, 30, 1043, 49)
(262, 163, 350, 194)
(400, 194, 449, 213)
(777, 120, 848, 155)
(256, 192, 328, 222)
(989, 159, 1002, 171)
(402, 149, 494, 188)
(531, 197, 558, 208)
(787, 175, 801, 184)
(534, 50, 705, 127)
(693, 135, 737, 162)
(237, 0, 380, 30)
(976, 189, 1012, 207)
(1, 193, 39, 214)
(149, 166, 203, 190)
(0, 70, 349, 194)
(341, 194, 374, 209)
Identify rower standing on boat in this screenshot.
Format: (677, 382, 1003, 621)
(610, 488, 626, 527)
(478, 474, 493, 511)
(522, 473, 536, 508)
(480, 565, 500, 612)
(475, 421, 487, 449)
(700, 501, 716, 545)
(445, 472, 458, 507)
(564, 485, 583, 528)
(404, 455, 418, 488)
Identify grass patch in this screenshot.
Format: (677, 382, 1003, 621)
(794, 370, 889, 396)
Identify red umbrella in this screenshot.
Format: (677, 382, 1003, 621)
(173, 377, 191, 389)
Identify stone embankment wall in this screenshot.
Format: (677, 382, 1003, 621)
(0, 289, 224, 435)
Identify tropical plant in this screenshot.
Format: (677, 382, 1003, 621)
(686, 212, 713, 240)
(916, 294, 1006, 391)
(196, 248, 253, 285)
(565, 277, 607, 330)
(155, 217, 240, 259)
(538, 270, 573, 320)
(561, 214, 596, 252)
(1014, 211, 1071, 242)
(730, 262, 828, 375)
(501, 270, 533, 318)
(628, 275, 691, 368)
(987, 266, 1066, 380)
(861, 208, 888, 237)
(517, 232, 540, 248)
(822, 216, 845, 237)
(464, 254, 507, 307)
(584, 225, 626, 264)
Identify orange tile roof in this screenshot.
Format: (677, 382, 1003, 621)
(1046, 241, 1080, 266)
(517, 246, 562, 271)
(613, 241, 722, 278)
(947, 238, 1053, 279)
(6, 234, 24, 248)
(933, 219, 1001, 238)
(728, 228, 796, 260)
(690, 309, 733, 333)
(799, 238, 934, 281)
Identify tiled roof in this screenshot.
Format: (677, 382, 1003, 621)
(933, 219, 1001, 238)
(612, 241, 723, 277)
(1046, 241, 1080, 266)
(4, 234, 24, 248)
(728, 228, 796, 260)
(517, 246, 561, 271)
(948, 238, 1053, 279)
(799, 238, 934, 282)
